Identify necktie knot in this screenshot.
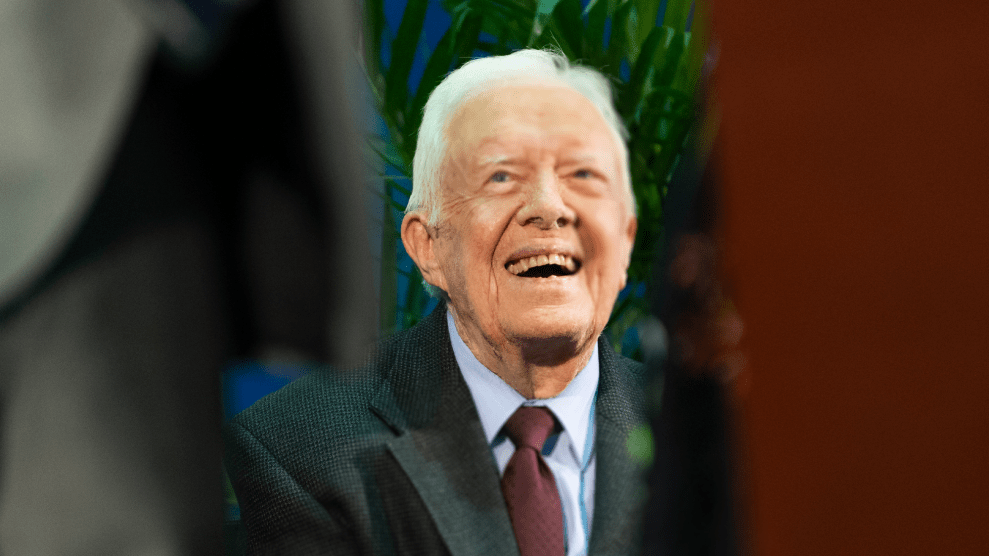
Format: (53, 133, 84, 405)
(503, 406, 556, 452)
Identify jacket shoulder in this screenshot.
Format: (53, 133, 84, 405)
(229, 368, 377, 441)
(616, 352, 646, 376)
(225, 318, 433, 456)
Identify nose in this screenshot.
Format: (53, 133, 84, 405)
(515, 172, 576, 229)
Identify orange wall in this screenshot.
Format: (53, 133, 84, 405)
(715, 1, 989, 554)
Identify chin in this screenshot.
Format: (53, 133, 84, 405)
(503, 304, 596, 346)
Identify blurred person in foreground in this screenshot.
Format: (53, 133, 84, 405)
(224, 49, 739, 556)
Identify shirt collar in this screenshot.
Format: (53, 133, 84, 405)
(447, 311, 599, 462)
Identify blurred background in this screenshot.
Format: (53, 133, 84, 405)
(0, 0, 377, 553)
(1, 0, 986, 555)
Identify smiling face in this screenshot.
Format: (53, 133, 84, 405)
(402, 81, 636, 378)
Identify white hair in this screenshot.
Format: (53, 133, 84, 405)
(407, 48, 634, 226)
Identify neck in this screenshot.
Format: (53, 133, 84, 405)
(450, 311, 597, 399)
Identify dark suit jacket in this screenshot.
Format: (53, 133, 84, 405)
(224, 306, 648, 555)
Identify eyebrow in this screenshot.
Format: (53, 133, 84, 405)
(473, 152, 609, 174)
(561, 154, 604, 165)
(477, 155, 519, 166)
(477, 154, 602, 165)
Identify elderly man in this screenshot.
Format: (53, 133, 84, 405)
(225, 49, 646, 555)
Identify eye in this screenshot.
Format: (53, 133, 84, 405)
(488, 171, 511, 183)
(574, 169, 594, 179)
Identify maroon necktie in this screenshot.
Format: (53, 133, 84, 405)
(500, 406, 565, 556)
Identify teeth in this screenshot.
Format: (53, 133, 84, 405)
(507, 254, 579, 276)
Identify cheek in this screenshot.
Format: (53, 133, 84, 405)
(471, 203, 517, 251)
(453, 209, 511, 286)
(578, 203, 627, 263)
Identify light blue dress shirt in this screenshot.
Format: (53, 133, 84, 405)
(447, 311, 598, 556)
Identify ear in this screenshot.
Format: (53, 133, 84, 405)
(401, 212, 448, 293)
(619, 216, 638, 290)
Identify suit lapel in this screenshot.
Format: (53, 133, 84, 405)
(370, 308, 519, 556)
(589, 337, 649, 556)
(369, 310, 646, 556)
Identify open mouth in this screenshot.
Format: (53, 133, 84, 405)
(505, 254, 581, 278)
